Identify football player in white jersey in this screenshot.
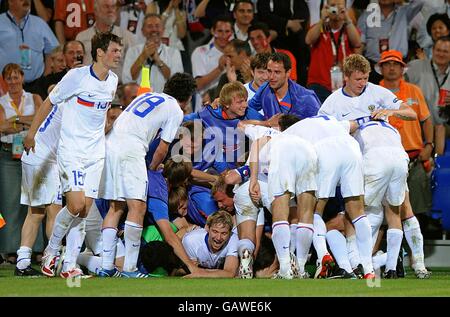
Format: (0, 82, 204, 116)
(318, 54, 417, 279)
(353, 120, 409, 278)
(230, 122, 280, 279)
(15, 105, 63, 276)
(24, 32, 123, 278)
(98, 73, 197, 278)
(279, 114, 377, 279)
(249, 132, 318, 279)
(182, 210, 239, 278)
(319, 54, 417, 123)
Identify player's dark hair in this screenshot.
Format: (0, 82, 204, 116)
(140, 241, 184, 275)
(269, 52, 292, 71)
(211, 174, 235, 198)
(163, 155, 193, 188)
(250, 52, 271, 70)
(168, 186, 188, 215)
(279, 114, 301, 131)
(163, 73, 197, 103)
(91, 32, 122, 62)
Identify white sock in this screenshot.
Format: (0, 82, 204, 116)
(386, 228, 403, 271)
(352, 215, 374, 274)
(238, 238, 255, 257)
(101, 227, 118, 270)
(62, 217, 86, 272)
(366, 207, 384, 248)
(123, 221, 143, 272)
(296, 223, 314, 273)
(313, 213, 329, 261)
(289, 224, 297, 253)
(272, 221, 290, 275)
(402, 216, 425, 270)
(372, 252, 387, 271)
(47, 206, 77, 255)
(346, 235, 361, 269)
(77, 253, 102, 273)
(16, 246, 32, 270)
(326, 230, 353, 273)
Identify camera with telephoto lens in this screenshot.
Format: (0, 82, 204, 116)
(328, 6, 338, 15)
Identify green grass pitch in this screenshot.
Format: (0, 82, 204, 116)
(2, 265, 450, 297)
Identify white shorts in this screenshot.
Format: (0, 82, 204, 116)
(99, 148, 148, 201)
(21, 161, 62, 207)
(315, 136, 364, 199)
(267, 135, 318, 203)
(234, 180, 270, 226)
(84, 202, 125, 258)
(363, 147, 409, 207)
(58, 156, 104, 198)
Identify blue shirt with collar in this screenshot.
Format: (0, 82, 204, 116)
(0, 11, 59, 82)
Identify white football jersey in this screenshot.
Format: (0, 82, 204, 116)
(353, 120, 404, 155)
(283, 115, 350, 143)
(244, 125, 280, 182)
(49, 66, 118, 159)
(244, 124, 279, 142)
(108, 92, 183, 155)
(21, 104, 63, 165)
(319, 83, 403, 121)
(182, 228, 238, 269)
(244, 81, 257, 101)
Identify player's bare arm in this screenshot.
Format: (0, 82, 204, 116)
(249, 136, 270, 204)
(371, 103, 417, 121)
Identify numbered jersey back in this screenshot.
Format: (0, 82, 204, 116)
(353, 120, 403, 154)
(112, 92, 183, 153)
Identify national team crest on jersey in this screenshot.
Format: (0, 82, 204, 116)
(368, 105, 375, 112)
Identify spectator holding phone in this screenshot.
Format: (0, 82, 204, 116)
(29, 41, 86, 100)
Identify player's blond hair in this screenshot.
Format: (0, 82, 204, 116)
(343, 54, 371, 77)
(219, 82, 248, 107)
(206, 210, 234, 231)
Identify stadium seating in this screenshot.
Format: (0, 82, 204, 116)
(431, 161, 450, 231)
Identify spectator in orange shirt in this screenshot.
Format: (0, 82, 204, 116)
(378, 49, 431, 279)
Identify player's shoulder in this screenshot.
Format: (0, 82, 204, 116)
(183, 228, 207, 244)
(368, 82, 390, 94)
(107, 69, 119, 82)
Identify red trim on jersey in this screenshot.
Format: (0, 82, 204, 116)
(279, 101, 292, 109)
(77, 97, 95, 107)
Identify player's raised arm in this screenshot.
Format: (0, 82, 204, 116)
(23, 97, 54, 154)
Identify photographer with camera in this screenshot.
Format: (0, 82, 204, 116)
(305, 0, 361, 102)
(29, 41, 87, 100)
